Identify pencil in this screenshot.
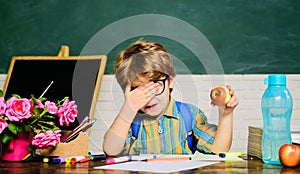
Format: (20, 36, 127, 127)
(218, 152, 244, 158)
(145, 157, 191, 162)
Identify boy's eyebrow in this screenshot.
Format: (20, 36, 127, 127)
(153, 76, 169, 82)
(130, 81, 150, 89)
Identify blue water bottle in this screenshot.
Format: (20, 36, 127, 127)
(261, 74, 293, 165)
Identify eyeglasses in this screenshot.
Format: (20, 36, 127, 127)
(153, 76, 169, 96)
(131, 76, 169, 96)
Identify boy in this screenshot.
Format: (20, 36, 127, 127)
(103, 40, 238, 156)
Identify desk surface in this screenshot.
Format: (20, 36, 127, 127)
(0, 156, 299, 174)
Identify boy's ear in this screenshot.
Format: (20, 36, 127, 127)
(168, 76, 175, 89)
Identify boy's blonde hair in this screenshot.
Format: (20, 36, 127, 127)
(114, 40, 176, 91)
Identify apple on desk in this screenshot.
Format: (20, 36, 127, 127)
(279, 144, 300, 168)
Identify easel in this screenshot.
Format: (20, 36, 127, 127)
(3, 45, 107, 156)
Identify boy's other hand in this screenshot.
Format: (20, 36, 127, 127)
(211, 85, 239, 116)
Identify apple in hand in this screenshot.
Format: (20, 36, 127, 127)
(210, 86, 231, 106)
(279, 144, 300, 167)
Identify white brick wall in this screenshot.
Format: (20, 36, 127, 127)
(1, 74, 299, 154)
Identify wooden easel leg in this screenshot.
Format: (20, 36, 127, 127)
(57, 45, 70, 57)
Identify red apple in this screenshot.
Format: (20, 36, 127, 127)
(279, 144, 300, 167)
(210, 86, 231, 106)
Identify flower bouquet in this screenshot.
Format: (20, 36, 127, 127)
(0, 89, 78, 161)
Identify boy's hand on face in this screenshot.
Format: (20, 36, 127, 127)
(124, 82, 160, 112)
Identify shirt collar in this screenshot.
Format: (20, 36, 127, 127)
(163, 97, 180, 119)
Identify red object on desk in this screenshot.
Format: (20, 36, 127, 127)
(79, 157, 91, 163)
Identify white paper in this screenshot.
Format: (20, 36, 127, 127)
(94, 160, 218, 173)
(94, 153, 244, 173)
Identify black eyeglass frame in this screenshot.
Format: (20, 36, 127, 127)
(130, 76, 169, 96)
(153, 76, 169, 96)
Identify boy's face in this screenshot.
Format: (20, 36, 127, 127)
(131, 75, 174, 117)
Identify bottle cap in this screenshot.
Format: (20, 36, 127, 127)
(264, 74, 286, 85)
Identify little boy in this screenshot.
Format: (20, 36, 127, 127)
(103, 40, 238, 156)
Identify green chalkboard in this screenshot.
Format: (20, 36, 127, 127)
(0, 0, 299, 74)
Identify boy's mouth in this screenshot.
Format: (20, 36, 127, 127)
(145, 104, 157, 110)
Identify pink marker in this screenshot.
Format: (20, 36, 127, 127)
(106, 156, 132, 165)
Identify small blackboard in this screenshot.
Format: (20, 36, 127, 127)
(3, 55, 107, 130)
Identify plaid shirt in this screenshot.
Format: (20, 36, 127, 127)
(121, 97, 217, 155)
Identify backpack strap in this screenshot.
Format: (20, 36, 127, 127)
(175, 101, 198, 153)
(130, 118, 141, 146)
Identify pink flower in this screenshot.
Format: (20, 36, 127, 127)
(44, 101, 58, 114)
(57, 99, 78, 126)
(37, 100, 44, 109)
(5, 97, 32, 122)
(0, 118, 8, 134)
(0, 97, 6, 115)
(31, 130, 61, 149)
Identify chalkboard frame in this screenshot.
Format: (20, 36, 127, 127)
(3, 55, 107, 127)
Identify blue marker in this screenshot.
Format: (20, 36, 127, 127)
(52, 156, 67, 164)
